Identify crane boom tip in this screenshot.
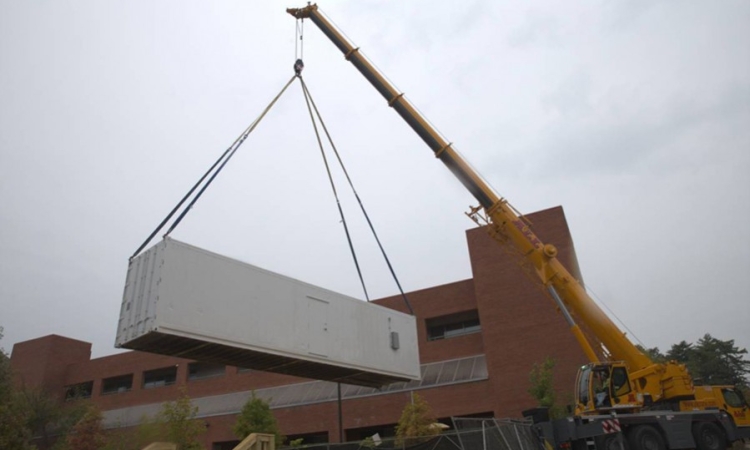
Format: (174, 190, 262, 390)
(287, 4, 318, 19)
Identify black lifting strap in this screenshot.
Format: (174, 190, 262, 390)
(130, 75, 297, 261)
(299, 77, 370, 303)
(298, 76, 415, 316)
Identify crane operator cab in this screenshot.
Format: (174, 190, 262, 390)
(577, 363, 640, 414)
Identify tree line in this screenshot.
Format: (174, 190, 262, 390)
(638, 333, 749, 389)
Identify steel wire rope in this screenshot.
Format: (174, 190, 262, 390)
(299, 76, 415, 315)
(295, 18, 304, 60)
(298, 77, 371, 304)
(583, 283, 646, 350)
(130, 75, 297, 260)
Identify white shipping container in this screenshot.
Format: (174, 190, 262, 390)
(116, 238, 420, 387)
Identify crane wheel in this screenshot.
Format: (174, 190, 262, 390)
(692, 422, 727, 450)
(627, 425, 666, 450)
(595, 433, 628, 450)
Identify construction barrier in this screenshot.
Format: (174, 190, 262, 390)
(274, 418, 538, 450)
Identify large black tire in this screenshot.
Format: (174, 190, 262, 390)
(627, 425, 666, 450)
(596, 433, 628, 450)
(692, 422, 728, 450)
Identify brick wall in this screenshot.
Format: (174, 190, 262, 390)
(10, 334, 91, 398)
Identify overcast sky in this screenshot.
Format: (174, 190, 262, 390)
(1, 1, 748, 362)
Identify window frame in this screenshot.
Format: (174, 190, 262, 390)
(187, 361, 226, 381)
(426, 310, 481, 341)
(101, 374, 134, 395)
(64, 380, 94, 400)
(142, 366, 178, 389)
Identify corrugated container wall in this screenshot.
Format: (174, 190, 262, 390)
(116, 239, 420, 387)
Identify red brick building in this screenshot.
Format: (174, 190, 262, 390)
(10, 206, 590, 449)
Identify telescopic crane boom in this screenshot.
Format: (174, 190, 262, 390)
(287, 3, 680, 407)
(285, 8, 749, 441)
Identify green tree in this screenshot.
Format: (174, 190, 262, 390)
(22, 387, 63, 447)
(0, 327, 34, 450)
(135, 415, 166, 448)
(233, 392, 284, 445)
(666, 341, 693, 364)
(667, 335, 750, 388)
(636, 345, 666, 363)
(158, 388, 206, 450)
(690, 335, 749, 388)
(20, 387, 90, 450)
(65, 407, 106, 450)
(103, 416, 163, 450)
(395, 393, 439, 447)
(527, 357, 566, 419)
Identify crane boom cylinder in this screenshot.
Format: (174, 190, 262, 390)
(547, 286, 599, 363)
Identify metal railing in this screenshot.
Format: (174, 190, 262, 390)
(451, 418, 539, 450)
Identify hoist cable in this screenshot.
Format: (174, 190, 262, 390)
(163, 75, 297, 238)
(299, 77, 415, 315)
(129, 140, 242, 261)
(130, 75, 297, 260)
(295, 19, 304, 60)
(298, 77, 370, 303)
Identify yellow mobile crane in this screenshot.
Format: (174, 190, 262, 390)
(286, 4, 749, 450)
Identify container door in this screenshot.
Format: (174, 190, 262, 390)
(307, 297, 329, 357)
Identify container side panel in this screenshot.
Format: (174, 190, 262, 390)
(115, 239, 419, 387)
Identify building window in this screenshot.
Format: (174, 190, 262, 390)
(101, 374, 133, 394)
(426, 310, 481, 341)
(64, 381, 93, 400)
(143, 366, 178, 389)
(188, 362, 225, 381)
